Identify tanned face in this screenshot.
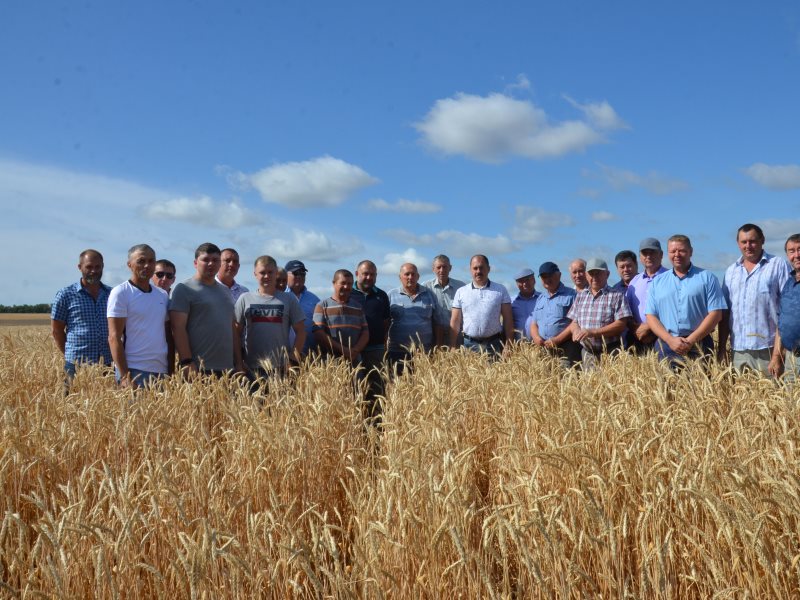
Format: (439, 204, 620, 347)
(356, 263, 377, 293)
(333, 274, 354, 303)
(399, 263, 420, 294)
(615, 258, 638, 285)
(78, 253, 104, 286)
(516, 275, 535, 298)
(737, 229, 764, 264)
(470, 256, 489, 286)
(152, 264, 175, 292)
(639, 249, 663, 274)
(569, 260, 587, 290)
(668, 240, 693, 274)
(432, 259, 452, 285)
(586, 269, 609, 293)
(195, 252, 221, 284)
(128, 250, 156, 284)
(540, 272, 561, 294)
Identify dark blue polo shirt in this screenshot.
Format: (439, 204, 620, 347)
(351, 284, 390, 350)
(778, 273, 800, 351)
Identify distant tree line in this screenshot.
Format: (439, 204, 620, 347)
(0, 304, 51, 313)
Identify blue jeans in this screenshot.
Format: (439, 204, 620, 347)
(655, 335, 714, 368)
(115, 367, 167, 388)
(463, 335, 504, 358)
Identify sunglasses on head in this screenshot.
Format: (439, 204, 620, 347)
(155, 271, 175, 280)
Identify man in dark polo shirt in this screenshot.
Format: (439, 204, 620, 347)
(771, 234, 800, 380)
(351, 259, 391, 416)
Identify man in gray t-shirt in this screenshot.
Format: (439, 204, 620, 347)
(170, 243, 241, 374)
(235, 256, 305, 374)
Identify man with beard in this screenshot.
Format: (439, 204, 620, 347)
(107, 244, 171, 388)
(52, 249, 113, 382)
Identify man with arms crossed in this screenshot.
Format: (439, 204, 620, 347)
(450, 255, 513, 357)
(567, 258, 631, 370)
(151, 259, 176, 295)
(235, 256, 305, 380)
(107, 244, 171, 388)
(216, 247, 249, 303)
(626, 238, 668, 352)
(170, 243, 242, 376)
(52, 249, 113, 382)
(718, 223, 791, 375)
(770, 234, 800, 380)
(424, 254, 466, 346)
(387, 263, 440, 372)
(529, 262, 581, 368)
(646, 235, 727, 366)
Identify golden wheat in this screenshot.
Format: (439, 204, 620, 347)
(1, 327, 799, 598)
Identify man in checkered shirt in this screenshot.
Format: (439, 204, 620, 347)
(51, 249, 113, 384)
(566, 257, 632, 370)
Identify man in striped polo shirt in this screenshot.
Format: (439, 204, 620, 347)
(312, 269, 369, 365)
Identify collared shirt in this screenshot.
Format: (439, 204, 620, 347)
(387, 286, 440, 352)
(611, 280, 629, 292)
(722, 252, 791, 350)
(288, 287, 321, 355)
(626, 267, 668, 323)
(645, 264, 727, 337)
(566, 285, 632, 350)
(423, 277, 466, 326)
(215, 276, 249, 303)
(51, 281, 113, 365)
(778, 272, 800, 351)
(527, 283, 576, 340)
(511, 292, 540, 340)
(452, 280, 511, 339)
(351, 284, 391, 351)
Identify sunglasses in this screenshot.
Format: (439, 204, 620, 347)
(155, 271, 175, 280)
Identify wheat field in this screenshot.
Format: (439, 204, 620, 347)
(1, 326, 799, 598)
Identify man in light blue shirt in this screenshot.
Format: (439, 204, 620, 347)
(646, 234, 727, 366)
(510, 268, 539, 341)
(388, 263, 441, 372)
(528, 262, 580, 367)
(718, 224, 791, 375)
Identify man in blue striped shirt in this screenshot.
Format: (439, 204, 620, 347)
(718, 224, 791, 375)
(51, 249, 112, 381)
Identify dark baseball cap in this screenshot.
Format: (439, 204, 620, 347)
(640, 238, 662, 252)
(539, 261, 560, 275)
(285, 260, 307, 274)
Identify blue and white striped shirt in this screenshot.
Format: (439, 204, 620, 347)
(722, 253, 792, 350)
(51, 281, 113, 365)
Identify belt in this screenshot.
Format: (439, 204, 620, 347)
(464, 332, 502, 343)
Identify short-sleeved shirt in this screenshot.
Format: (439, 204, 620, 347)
(626, 267, 668, 324)
(107, 281, 170, 373)
(288, 287, 321, 355)
(312, 297, 369, 354)
(351, 285, 390, 351)
(51, 281, 113, 365)
(388, 286, 440, 352)
(511, 293, 540, 340)
(567, 285, 632, 350)
(235, 291, 304, 370)
(215, 276, 249, 304)
(645, 264, 727, 337)
(722, 253, 791, 351)
(169, 278, 235, 371)
(452, 280, 512, 339)
(778, 273, 800, 352)
(528, 283, 576, 340)
(423, 278, 466, 326)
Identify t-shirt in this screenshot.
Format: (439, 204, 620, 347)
(312, 297, 368, 354)
(235, 290, 304, 371)
(107, 281, 169, 373)
(451, 280, 512, 338)
(169, 278, 235, 371)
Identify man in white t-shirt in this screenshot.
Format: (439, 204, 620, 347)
(450, 254, 513, 357)
(107, 244, 171, 388)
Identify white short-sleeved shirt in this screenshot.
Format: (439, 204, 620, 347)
(107, 281, 170, 373)
(452, 280, 511, 338)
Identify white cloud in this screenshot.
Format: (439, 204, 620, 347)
(591, 211, 617, 222)
(141, 196, 261, 229)
(266, 228, 363, 262)
(384, 229, 517, 256)
(367, 198, 442, 213)
(744, 163, 800, 190)
(564, 96, 629, 130)
(380, 248, 430, 278)
(504, 73, 531, 93)
(241, 156, 379, 207)
(510, 206, 575, 243)
(415, 92, 624, 163)
(596, 164, 689, 195)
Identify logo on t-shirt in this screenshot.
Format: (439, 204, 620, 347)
(250, 304, 284, 323)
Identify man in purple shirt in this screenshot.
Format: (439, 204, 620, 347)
(625, 238, 668, 353)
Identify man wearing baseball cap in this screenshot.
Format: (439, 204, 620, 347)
(511, 268, 539, 341)
(528, 261, 581, 368)
(286, 259, 320, 357)
(625, 238, 668, 353)
(566, 258, 632, 370)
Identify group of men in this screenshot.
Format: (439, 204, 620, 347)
(51, 225, 800, 393)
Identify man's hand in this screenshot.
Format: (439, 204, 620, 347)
(666, 335, 692, 355)
(768, 354, 784, 378)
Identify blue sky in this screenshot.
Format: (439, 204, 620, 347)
(2, 1, 799, 304)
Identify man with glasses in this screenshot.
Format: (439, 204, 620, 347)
(152, 259, 177, 295)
